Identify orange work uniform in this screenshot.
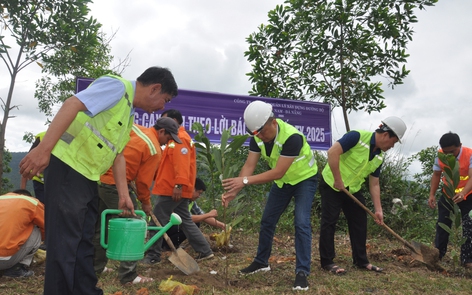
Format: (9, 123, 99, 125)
(0, 193, 45, 257)
(100, 124, 162, 205)
(438, 146, 472, 200)
(152, 126, 196, 198)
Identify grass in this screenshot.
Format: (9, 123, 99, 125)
(1, 225, 472, 295)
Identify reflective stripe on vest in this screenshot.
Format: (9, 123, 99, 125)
(322, 130, 384, 193)
(0, 194, 39, 206)
(51, 75, 134, 181)
(132, 125, 157, 156)
(255, 119, 317, 188)
(167, 140, 194, 149)
(438, 146, 472, 198)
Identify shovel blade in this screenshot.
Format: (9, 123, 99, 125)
(409, 240, 425, 263)
(410, 240, 442, 270)
(168, 248, 200, 275)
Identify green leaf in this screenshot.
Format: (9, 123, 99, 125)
(438, 222, 453, 235)
(244, 0, 438, 132)
(213, 149, 223, 174)
(228, 135, 250, 152)
(220, 129, 230, 153)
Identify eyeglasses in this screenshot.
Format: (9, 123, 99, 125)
(246, 124, 265, 136)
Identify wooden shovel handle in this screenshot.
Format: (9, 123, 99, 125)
(150, 211, 178, 252)
(341, 188, 418, 253)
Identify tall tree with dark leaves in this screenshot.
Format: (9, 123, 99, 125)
(245, 0, 438, 131)
(0, 0, 102, 187)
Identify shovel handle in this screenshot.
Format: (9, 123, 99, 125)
(150, 211, 178, 252)
(341, 188, 419, 253)
(128, 181, 179, 252)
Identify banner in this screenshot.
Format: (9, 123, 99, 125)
(76, 77, 331, 150)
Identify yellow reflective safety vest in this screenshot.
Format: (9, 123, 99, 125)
(51, 75, 134, 181)
(255, 119, 317, 188)
(322, 130, 384, 193)
(32, 131, 46, 184)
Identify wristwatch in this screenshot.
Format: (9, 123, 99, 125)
(174, 184, 182, 189)
(242, 176, 249, 185)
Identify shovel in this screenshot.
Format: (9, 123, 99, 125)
(341, 188, 441, 269)
(128, 181, 200, 275)
(150, 211, 200, 275)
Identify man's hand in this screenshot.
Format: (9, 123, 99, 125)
(216, 221, 226, 230)
(141, 203, 152, 216)
(222, 177, 244, 193)
(207, 209, 218, 218)
(172, 186, 182, 202)
(453, 192, 465, 204)
(374, 211, 384, 225)
(222, 192, 237, 207)
(428, 195, 437, 209)
(118, 195, 135, 217)
(333, 179, 345, 191)
(221, 177, 245, 207)
(19, 146, 50, 179)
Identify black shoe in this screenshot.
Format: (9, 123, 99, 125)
(195, 252, 214, 261)
(3, 263, 34, 278)
(239, 261, 270, 275)
(141, 255, 161, 264)
(293, 271, 308, 291)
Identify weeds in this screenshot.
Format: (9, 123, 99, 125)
(3, 229, 472, 295)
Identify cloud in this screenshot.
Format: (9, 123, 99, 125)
(1, 0, 471, 181)
(339, 0, 472, 175)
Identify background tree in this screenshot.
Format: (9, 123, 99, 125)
(245, 0, 437, 131)
(21, 31, 129, 144)
(0, 0, 102, 187)
(1, 149, 13, 193)
(34, 30, 130, 122)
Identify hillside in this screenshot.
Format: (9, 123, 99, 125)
(5, 152, 33, 192)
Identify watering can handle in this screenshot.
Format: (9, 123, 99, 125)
(100, 209, 146, 249)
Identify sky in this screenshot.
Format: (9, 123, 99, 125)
(1, 0, 471, 177)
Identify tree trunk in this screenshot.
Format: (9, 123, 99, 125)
(342, 107, 350, 132)
(0, 69, 19, 190)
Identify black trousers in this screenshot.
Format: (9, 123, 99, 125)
(435, 194, 472, 263)
(43, 155, 103, 295)
(33, 180, 45, 204)
(319, 176, 369, 268)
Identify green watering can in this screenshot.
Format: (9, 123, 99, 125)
(100, 209, 182, 261)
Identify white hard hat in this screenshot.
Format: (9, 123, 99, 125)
(244, 100, 273, 135)
(381, 116, 406, 143)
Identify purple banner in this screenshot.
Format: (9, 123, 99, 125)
(76, 77, 331, 150)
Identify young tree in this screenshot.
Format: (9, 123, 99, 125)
(245, 0, 437, 131)
(0, 0, 101, 187)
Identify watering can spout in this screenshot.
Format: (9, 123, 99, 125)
(144, 213, 182, 252)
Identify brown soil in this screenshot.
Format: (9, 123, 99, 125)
(1, 230, 471, 295)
